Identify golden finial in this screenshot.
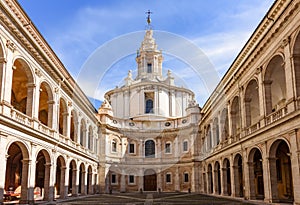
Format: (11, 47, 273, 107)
(146, 10, 152, 27)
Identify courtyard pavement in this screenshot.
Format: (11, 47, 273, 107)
(51, 192, 268, 205)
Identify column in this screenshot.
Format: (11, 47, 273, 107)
(221, 167, 227, 195)
(44, 163, 54, 201)
(60, 166, 67, 198)
(169, 90, 176, 117)
(157, 168, 162, 192)
(174, 137, 179, 158)
(207, 170, 212, 194)
(72, 168, 78, 196)
(262, 158, 271, 202)
(139, 140, 144, 162)
(267, 157, 278, 202)
(175, 167, 180, 191)
(263, 80, 272, 115)
(282, 37, 296, 112)
(2, 41, 15, 116)
(47, 100, 55, 129)
(246, 162, 256, 200)
(157, 137, 161, 160)
(0, 57, 6, 104)
(239, 87, 246, 137)
(63, 112, 69, 137)
(19, 159, 31, 204)
(26, 83, 36, 118)
(124, 90, 129, 118)
(32, 81, 40, 122)
(82, 170, 87, 195)
(120, 170, 126, 192)
(257, 69, 265, 127)
(191, 165, 198, 192)
(75, 121, 80, 144)
(231, 160, 237, 197)
(289, 130, 300, 204)
(138, 169, 144, 191)
(227, 103, 233, 141)
(0, 134, 8, 204)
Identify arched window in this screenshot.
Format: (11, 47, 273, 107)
(147, 63, 152, 73)
(145, 99, 153, 113)
(145, 140, 155, 158)
(112, 140, 117, 152)
(183, 140, 188, 152)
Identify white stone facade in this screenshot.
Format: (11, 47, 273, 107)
(1, 0, 300, 205)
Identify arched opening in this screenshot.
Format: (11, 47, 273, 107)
(145, 140, 155, 158)
(231, 96, 241, 138)
(11, 59, 34, 116)
(233, 154, 244, 197)
(68, 160, 77, 196)
(55, 156, 66, 199)
(35, 150, 51, 201)
(293, 32, 300, 97)
(38, 82, 53, 127)
(213, 118, 220, 146)
(244, 80, 260, 127)
(87, 166, 93, 194)
(80, 119, 86, 147)
(223, 158, 231, 196)
(248, 148, 264, 200)
(5, 142, 29, 202)
(220, 108, 229, 142)
(144, 169, 157, 191)
(58, 98, 67, 136)
(79, 163, 86, 195)
(269, 140, 293, 203)
(207, 164, 213, 194)
(264, 55, 286, 115)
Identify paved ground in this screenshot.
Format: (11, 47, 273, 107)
(53, 192, 261, 205)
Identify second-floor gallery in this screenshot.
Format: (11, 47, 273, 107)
(1, 0, 300, 205)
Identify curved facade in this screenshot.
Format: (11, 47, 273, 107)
(2, 0, 300, 205)
(99, 29, 201, 193)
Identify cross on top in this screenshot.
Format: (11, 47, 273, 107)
(146, 10, 153, 25)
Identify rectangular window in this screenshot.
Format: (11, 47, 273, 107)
(129, 175, 135, 184)
(147, 63, 152, 73)
(129, 143, 135, 154)
(111, 174, 116, 184)
(166, 174, 171, 183)
(184, 173, 189, 183)
(183, 141, 188, 152)
(165, 143, 171, 153)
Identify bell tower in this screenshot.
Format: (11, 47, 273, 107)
(135, 11, 163, 81)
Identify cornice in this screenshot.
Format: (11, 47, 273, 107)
(203, 0, 299, 112)
(0, 0, 97, 116)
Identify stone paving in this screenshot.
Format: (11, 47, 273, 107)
(53, 192, 261, 205)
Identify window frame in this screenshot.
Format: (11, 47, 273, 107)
(128, 143, 135, 154)
(184, 172, 189, 183)
(183, 140, 188, 152)
(165, 142, 172, 154)
(111, 140, 117, 153)
(166, 173, 172, 184)
(128, 175, 135, 184)
(111, 173, 117, 184)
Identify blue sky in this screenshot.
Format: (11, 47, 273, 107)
(18, 0, 274, 107)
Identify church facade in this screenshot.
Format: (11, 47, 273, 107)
(1, 0, 300, 204)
